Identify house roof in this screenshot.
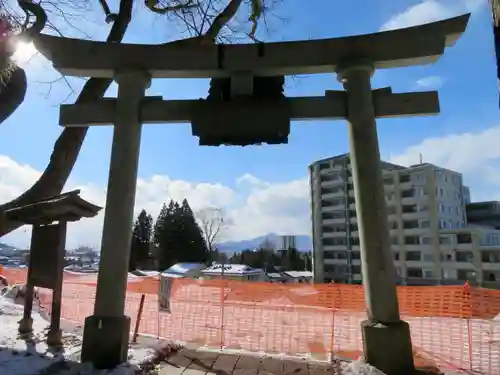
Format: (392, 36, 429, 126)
(283, 271, 313, 278)
(202, 264, 262, 275)
(5, 190, 102, 224)
(163, 263, 206, 275)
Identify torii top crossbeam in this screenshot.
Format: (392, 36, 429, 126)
(33, 14, 469, 79)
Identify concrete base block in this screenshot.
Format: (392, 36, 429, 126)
(81, 315, 131, 369)
(362, 319, 415, 375)
(18, 317, 33, 334)
(46, 329, 62, 347)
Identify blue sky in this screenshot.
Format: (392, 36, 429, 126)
(1, 0, 499, 248)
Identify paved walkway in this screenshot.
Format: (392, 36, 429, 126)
(159, 348, 341, 375)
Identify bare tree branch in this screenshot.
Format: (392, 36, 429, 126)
(197, 207, 231, 252)
(0, 0, 282, 238)
(146, 0, 200, 14)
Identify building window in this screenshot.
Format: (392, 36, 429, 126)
(423, 269, 434, 279)
(406, 251, 421, 261)
(456, 251, 473, 262)
(408, 268, 423, 278)
(457, 233, 472, 244)
(439, 236, 452, 245)
(422, 253, 434, 262)
(399, 174, 410, 183)
(420, 220, 430, 228)
(411, 172, 426, 183)
(421, 236, 432, 245)
(404, 236, 420, 245)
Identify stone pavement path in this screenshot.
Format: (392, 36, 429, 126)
(159, 348, 341, 375)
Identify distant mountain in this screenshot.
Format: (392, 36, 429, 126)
(0, 242, 17, 251)
(217, 233, 312, 254)
(0, 242, 20, 256)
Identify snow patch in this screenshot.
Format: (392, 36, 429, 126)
(341, 360, 387, 375)
(0, 293, 164, 375)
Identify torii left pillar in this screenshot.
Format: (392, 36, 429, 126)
(81, 70, 151, 369)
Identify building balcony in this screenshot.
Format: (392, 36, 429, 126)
(405, 261, 435, 268)
(403, 244, 433, 251)
(401, 211, 428, 220)
(324, 258, 348, 265)
(321, 179, 343, 188)
(352, 273, 362, 281)
(323, 218, 346, 225)
(456, 243, 473, 250)
(322, 204, 346, 212)
(319, 166, 343, 174)
(401, 196, 428, 205)
(481, 261, 500, 271)
(322, 191, 345, 200)
(401, 227, 430, 236)
(387, 213, 398, 221)
(351, 229, 399, 237)
(323, 232, 347, 238)
(383, 184, 395, 192)
(323, 245, 348, 251)
(441, 261, 476, 270)
(399, 181, 413, 190)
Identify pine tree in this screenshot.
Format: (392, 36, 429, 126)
(154, 201, 177, 270)
(175, 199, 209, 263)
(129, 209, 153, 271)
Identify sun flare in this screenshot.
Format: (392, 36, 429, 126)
(11, 41, 37, 65)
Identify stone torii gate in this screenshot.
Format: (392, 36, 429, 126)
(33, 14, 469, 374)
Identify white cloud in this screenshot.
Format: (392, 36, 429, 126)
(414, 75, 446, 89)
(0, 156, 311, 250)
(236, 173, 270, 188)
(4, 122, 500, 250)
(389, 124, 500, 201)
(380, 0, 486, 31)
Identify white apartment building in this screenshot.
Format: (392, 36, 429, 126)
(308, 153, 500, 285)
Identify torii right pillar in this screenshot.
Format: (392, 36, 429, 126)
(337, 60, 414, 375)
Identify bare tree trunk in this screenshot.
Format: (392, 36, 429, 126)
(0, 0, 246, 237)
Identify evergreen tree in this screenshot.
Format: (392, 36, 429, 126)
(154, 201, 177, 270)
(129, 209, 153, 271)
(154, 198, 209, 270)
(175, 199, 209, 263)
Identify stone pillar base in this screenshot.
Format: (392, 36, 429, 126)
(81, 315, 131, 369)
(46, 329, 62, 347)
(361, 320, 415, 375)
(18, 317, 33, 334)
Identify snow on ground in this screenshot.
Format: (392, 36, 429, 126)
(0, 286, 160, 375)
(0, 291, 71, 375)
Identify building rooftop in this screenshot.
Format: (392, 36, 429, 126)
(283, 271, 313, 278)
(202, 264, 262, 275)
(163, 263, 206, 275)
(308, 153, 405, 171)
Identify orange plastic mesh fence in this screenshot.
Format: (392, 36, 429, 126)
(3, 269, 500, 374)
